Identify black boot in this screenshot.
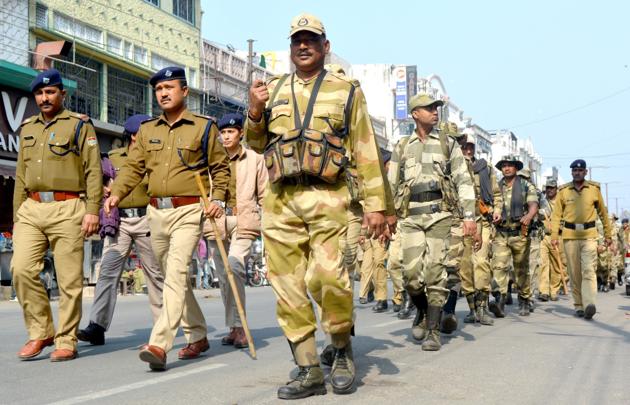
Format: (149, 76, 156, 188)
(319, 344, 335, 367)
(422, 305, 442, 351)
(330, 342, 355, 394)
(506, 281, 514, 305)
(411, 293, 428, 341)
(440, 290, 459, 334)
(77, 321, 105, 346)
(463, 293, 477, 323)
(372, 300, 388, 313)
(518, 298, 529, 316)
(277, 366, 326, 399)
(392, 299, 402, 313)
(397, 291, 415, 319)
(367, 290, 375, 303)
(488, 291, 505, 318)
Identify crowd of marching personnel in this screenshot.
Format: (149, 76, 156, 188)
(10, 12, 628, 400)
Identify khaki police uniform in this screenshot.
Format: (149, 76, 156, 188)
(88, 146, 164, 329)
(245, 69, 390, 363)
(551, 180, 611, 312)
(359, 238, 387, 300)
(12, 108, 103, 351)
(538, 194, 563, 299)
(111, 110, 230, 352)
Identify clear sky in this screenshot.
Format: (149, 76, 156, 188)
(201, 0, 630, 215)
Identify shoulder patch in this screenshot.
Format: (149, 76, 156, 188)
(558, 182, 571, 190)
(71, 113, 92, 123)
(192, 113, 216, 122)
(20, 117, 33, 127)
(587, 180, 600, 188)
(139, 117, 159, 127)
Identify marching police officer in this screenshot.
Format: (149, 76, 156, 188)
(78, 114, 164, 345)
(246, 13, 392, 398)
(104, 67, 230, 370)
(12, 69, 103, 361)
(538, 178, 563, 301)
(551, 159, 611, 319)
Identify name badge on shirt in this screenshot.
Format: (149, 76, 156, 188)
(149, 139, 161, 144)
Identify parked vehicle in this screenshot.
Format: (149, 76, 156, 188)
(246, 238, 267, 287)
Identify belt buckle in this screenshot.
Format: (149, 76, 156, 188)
(39, 192, 54, 203)
(123, 208, 136, 217)
(575, 223, 584, 231)
(430, 203, 440, 213)
(157, 198, 174, 209)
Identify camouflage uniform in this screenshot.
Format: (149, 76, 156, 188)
(389, 100, 475, 349)
(245, 69, 390, 364)
(492, 160, 538, 315)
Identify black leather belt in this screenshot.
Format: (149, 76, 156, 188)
(119, 207, 147, 218)
(496, 226, 521, 237)
(409, 190, 443, 203)
(564, 221, 595, 231)
(281, 175, 330, 186)
(408, 204, 442, 216)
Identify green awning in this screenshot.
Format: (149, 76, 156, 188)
(0, 60, 76, 95)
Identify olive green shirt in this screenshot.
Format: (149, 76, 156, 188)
(551, 180, 610, 240)
(112, 110, 230, 201)
(245, 71, 390, 213)
(14, 108, 103, 221)
(108, 146, 150, 209)
(497, 177, 538, 229)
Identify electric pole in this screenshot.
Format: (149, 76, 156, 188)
(247, 39, 255, 90)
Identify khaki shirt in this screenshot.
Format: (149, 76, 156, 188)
(389, 129, 476, 228)
(111, 110, 230, 201)
(108, 146, 150, 209)
(245, 71, 390, 213)
(14, 108, 103, 220)
(496, 177, 538, 229)
(551, 181, 610, 240)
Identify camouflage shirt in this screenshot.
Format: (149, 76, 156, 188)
(497, 177, 538, 229)
(245, 71, 390, 213)
(389, 129, 475, 228)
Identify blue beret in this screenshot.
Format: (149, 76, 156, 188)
(149, 66, 186, 87)
(218, 113, 243, 130)
(570, 159, 587, 169)
(30, 68, 63, 92)
(380, 148, 392, 164)
(123, 114, 151, 134)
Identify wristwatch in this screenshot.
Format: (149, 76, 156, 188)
(211, 199, 225, 209)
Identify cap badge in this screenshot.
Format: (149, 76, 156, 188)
(165, 70, 172, 77)
(43, 77, 50, 84)
(229, 119, 235, 125)
(298, 18, 308, 26)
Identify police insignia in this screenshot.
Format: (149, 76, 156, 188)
(165, 70, 172, 77)
(43, 77, 50, 84)
(149, 139, 161, 144)
(87, 136, 97, 146)
(229, 119, 235, 125)
(298, 18, 308, 26)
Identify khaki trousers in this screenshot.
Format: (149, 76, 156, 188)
(538, 236, 562, 298)
(147, 204, 207, 352)
(208, 216, 252, 328)
(359, 239, 387, 300)
(529, 238, 541, 295)
(564, 239, 598, 310)
(90, 216, 164, 329)
(386, 232, 404, 305)
(11, 198, 85, 350)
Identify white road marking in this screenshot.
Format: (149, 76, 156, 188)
(49, 363, 227, 405)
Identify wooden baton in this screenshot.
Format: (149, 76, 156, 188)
(194, 172, 257, 360)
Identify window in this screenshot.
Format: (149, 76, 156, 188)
(54, 12, 103, 47)
(173, 0, 194, 24)
(188, 68, 197, 88)
(133, 46, 147, 65)
(123, 41, 132, 60)
(107, 67, 148, 126)
(35, 3, 48, 28)
(144, 0, 159, 5)
(151, 53, 181, 71)
(107, 35, 122, 56)
(56, 54, 101, 119)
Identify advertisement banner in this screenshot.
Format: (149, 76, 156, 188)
(394, 66, 407, 120)
(406, 65, 417, 98)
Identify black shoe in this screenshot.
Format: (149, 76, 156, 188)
(367, 291, 375, 303)
(575, 309, 585, 318)
(584, 304, 596, 320)
(440, 312, 458, 334)
(77, 322, 105, 346)
(359, 297, 368, 305)
(518, 300, 529, 316)
(392, 301, 402, 312)
(528, 300, 535, 313)
(372, 300, 388, 313)
(331, 343, 355, 394)
(422, 305, 442, 351)
(397, 291, 415, 319)
(602, 284, 609, 293)
(442, 290, 458, 314)
(505, 293, 513, 306)
(609, 281, 616, 291)
(538, 294, 549, 302)
(488, 292, 505, 318)
(277, 366, 326, 400)
(319, 344, 335, 367)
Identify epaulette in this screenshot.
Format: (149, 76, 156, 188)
(558, 182, 571, 191)
(139, 117, 159, 127)
(586, 180, 600, 188)
(193, 113, 216, 122)
(265, 75, 284, 86)
(20, 117, 33, 127)
(327, 70, 360, 87)
(71, 113, 92, 123)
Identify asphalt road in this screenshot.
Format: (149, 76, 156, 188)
(1, 283, 629, 405)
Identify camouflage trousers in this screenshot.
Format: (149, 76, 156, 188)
(262, 182, 352, 348)
(446, 218, 473, 293)
(492, 232, 532, 299)
(359, 239, 387, 300)
(461, 220, 493, 295)
(343, 202, 363, 277)
(386, 231, 404, 305)
(529, 238, 541, 295)
(401, 217, 450, 306)
(538, 235, 563, 298)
